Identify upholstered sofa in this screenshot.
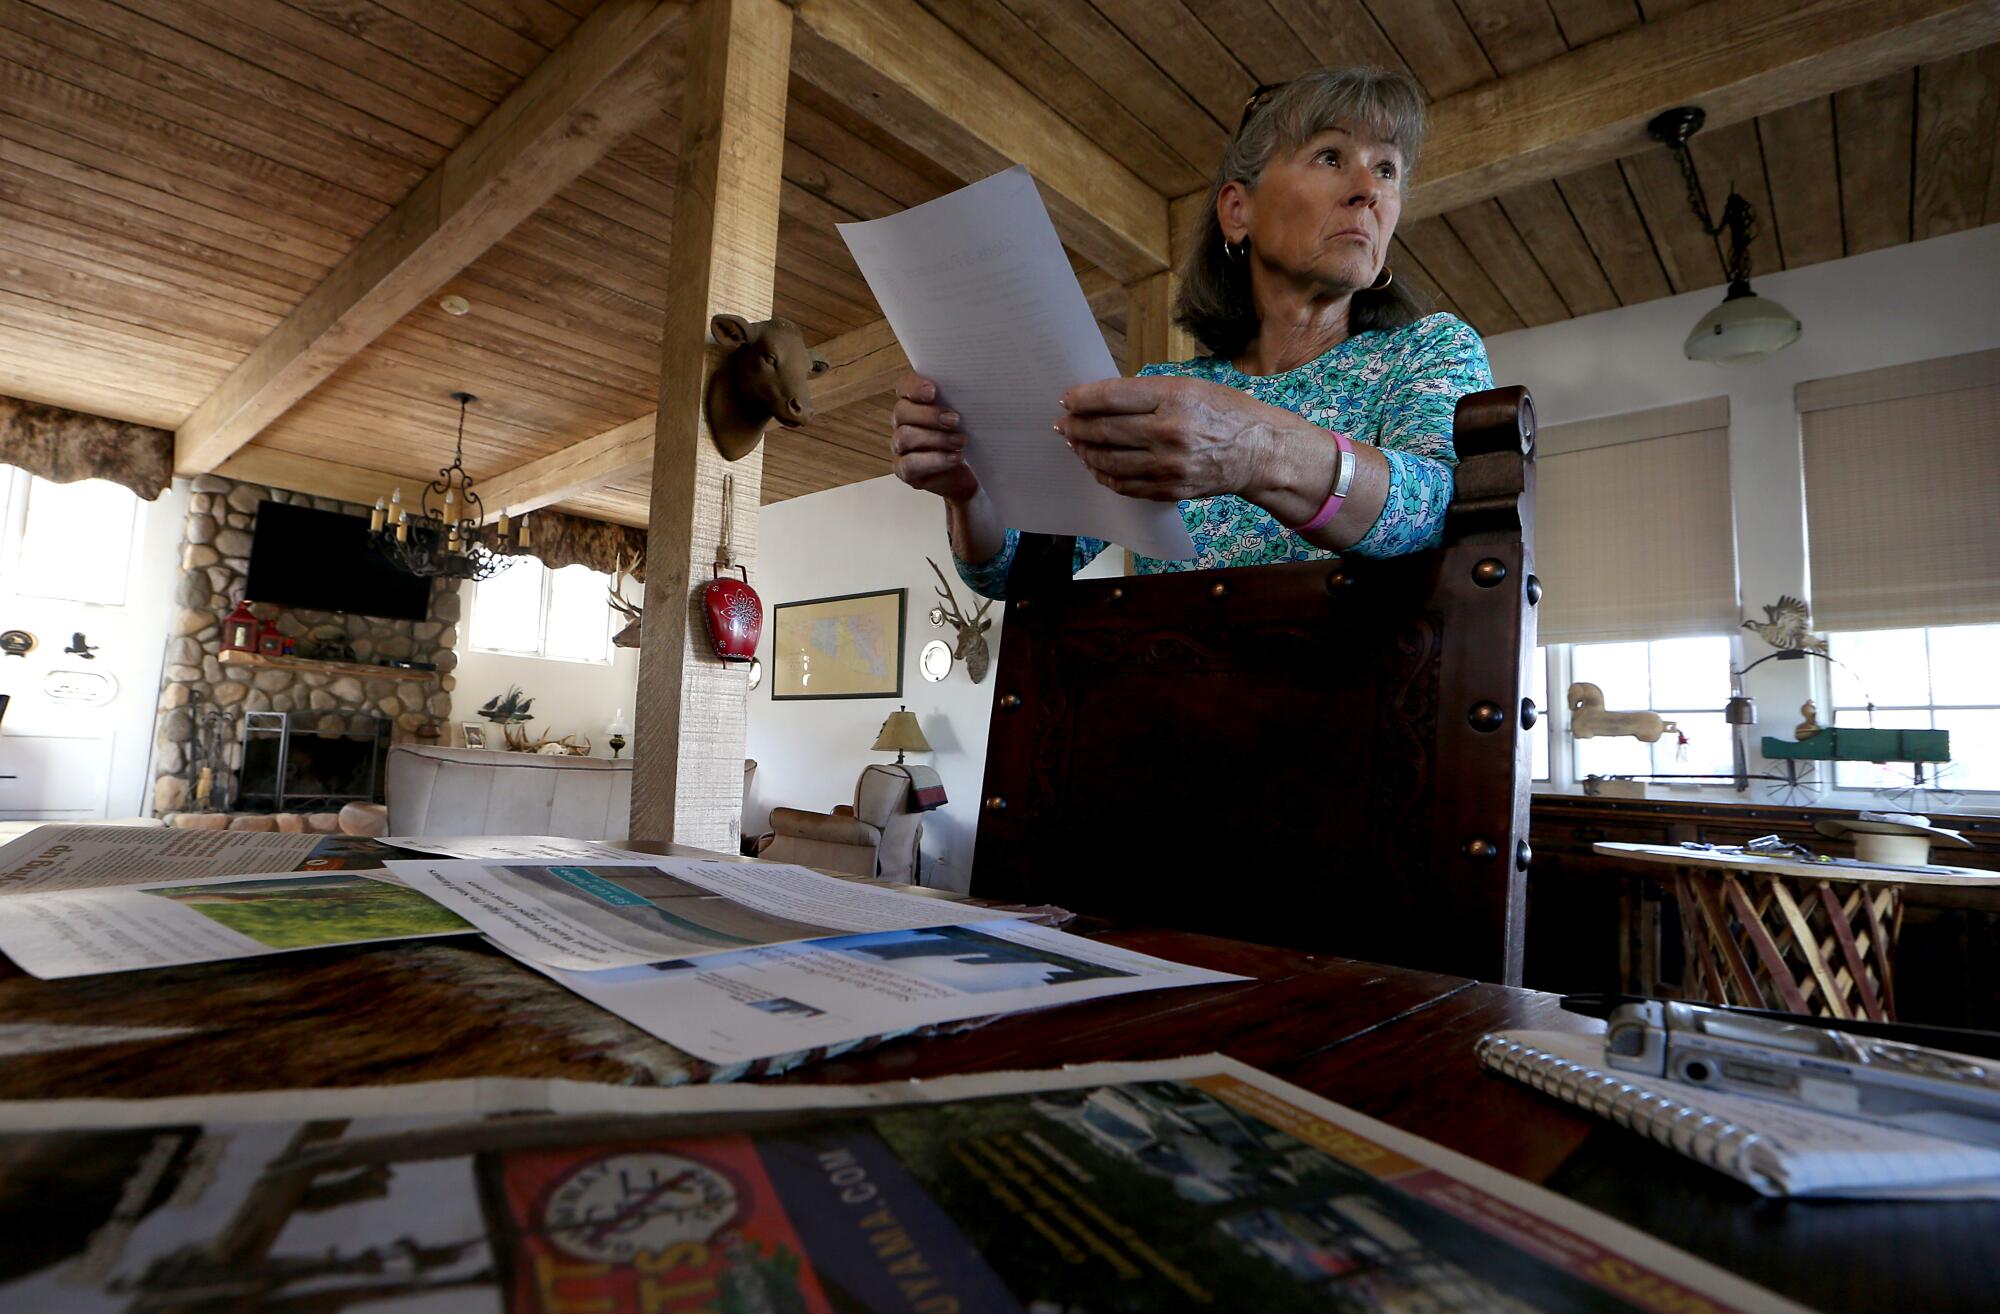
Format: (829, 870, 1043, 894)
(386, 746, 632, 840)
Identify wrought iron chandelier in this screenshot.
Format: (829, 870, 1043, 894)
(369, 391, 530, 580)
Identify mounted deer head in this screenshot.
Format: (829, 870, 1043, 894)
(703, 314, 829, 462)
(608, 549, 643, 649)
(926, 557, 996, 684)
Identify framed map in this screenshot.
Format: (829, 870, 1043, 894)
(770, 588, 905, 700)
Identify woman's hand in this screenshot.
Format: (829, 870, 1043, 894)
(1056, 376, 1291, 502)
(890, 373, 979, 505)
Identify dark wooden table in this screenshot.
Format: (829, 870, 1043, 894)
(0, 847, 1990, 1312)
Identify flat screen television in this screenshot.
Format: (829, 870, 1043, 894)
(243, 500, 433, 621)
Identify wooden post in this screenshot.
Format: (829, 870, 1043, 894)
(631, 0, 793, 849)
(1122, 192, 1206, 374)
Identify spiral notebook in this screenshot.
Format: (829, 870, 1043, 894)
(1477, 1030, 2000, 1199)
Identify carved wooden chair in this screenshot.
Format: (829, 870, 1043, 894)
(970, 387, 1539, 984)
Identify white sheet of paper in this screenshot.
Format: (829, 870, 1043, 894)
(516, 918, 1247, 1066)
(383, 858, 1023, 972)
(379, 835, 645, 861)
(838, 166, 1196, 560)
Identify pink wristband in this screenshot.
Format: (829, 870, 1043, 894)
(1287, 431, 1355, 533)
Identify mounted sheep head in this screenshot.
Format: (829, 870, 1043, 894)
(703, 314, 829, 462)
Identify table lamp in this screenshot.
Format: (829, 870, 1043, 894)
(606, 708, 630, 759)
(872, 706, 931, 765)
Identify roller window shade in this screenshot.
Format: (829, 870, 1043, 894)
(1799, 350, 2000, 631)
(1534, 398, 1738, 646)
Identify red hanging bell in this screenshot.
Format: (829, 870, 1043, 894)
(703, 563, 762, 662)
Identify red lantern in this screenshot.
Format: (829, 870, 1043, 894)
(222, 600, 259, 652)
(702, 563, 762, 662)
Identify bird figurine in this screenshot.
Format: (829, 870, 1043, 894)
(1742, 595, 1828, 653)
(64, 632, 98, 660)
(1794, 699, 1822, 740)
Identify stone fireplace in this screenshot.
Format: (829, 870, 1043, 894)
(150, 473, 460, 818)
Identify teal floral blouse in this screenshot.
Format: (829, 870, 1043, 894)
(954, 312, 1493, 599)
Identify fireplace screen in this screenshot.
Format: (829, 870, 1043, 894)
(237, 711, 390, 812)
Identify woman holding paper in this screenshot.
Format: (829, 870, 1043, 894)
(889, 68, 1492, 597)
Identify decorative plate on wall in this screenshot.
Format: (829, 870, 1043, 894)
(919, 639, 953, 683)
(0, 630, 34, 658)
(43, 669, 118, 705)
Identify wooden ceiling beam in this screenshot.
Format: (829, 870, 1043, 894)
(216, 447, 411, 508)
(1407, 0, 2000, 220)
(172, 0, 690, 475)
(785, 0, 1170, 281)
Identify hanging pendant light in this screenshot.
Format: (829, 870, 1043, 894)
(369, 391, 529, 580)
(1648, 108, 1801, 364)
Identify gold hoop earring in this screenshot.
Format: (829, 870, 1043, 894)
(1370, 266, 1394, 291)
(1223, 237, 1248, 262)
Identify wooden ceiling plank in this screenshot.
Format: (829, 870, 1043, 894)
(1362, 0, 1496, 99)
(31, 0, 451, 163)
(1261, 0, 1412, 77)
(0, 3, 428, 205)
(784, 85, 959, 209)
(1493, 180, 1619, 316)
(0, 131, 338, 279)
(1544, 0, 1645, 47)
(561, 173, 676, 246)
(1442, 199, 1571, 326)
(915, 0, 1206, 193)
(0, 357, 198, 428)
(470, 244, 664, 341)
(459, 0, 586, 51)
(1456, 0, 1568, 75)
(789, 0, 1171, 281)
(0, 189, 304, 316)
(1618, 147, 1726, 293)
(0, 291, 241, 377)
(1411, 0, 2000, 221)
(1913, 43, 2000, 239)
(1638, 0, 1699, 16)
(1756, 97, 1844, 268)
(1394, 216, 1525, 334)
(0, 64, 381, 245)
(993, 0, 1231, 175)
(1386, 239, 1466, 321)
(1089, 0, 1256, 129)
(0, 224, 279, 349)
(784, 139, 905, 222)
(369, 0, 553, 75)
(1179, 1, 1320, 84)
(1835, 68, 1918, 254)
(232, 0, 508, 115)
(173, 1, 688, 474)
(1553, 161, 1672, 304)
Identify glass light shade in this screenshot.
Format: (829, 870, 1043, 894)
(1684, 283, 1801, 363)
(605, 707, 631, 736)
(872, 708, 931, 754)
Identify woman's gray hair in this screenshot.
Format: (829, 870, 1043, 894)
(1174, 68, 1430, 361)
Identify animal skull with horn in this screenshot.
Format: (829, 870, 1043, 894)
(926, 557, 996, 683)
(607, 549, 643, 649)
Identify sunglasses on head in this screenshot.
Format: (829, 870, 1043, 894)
(1237, 81, 1289, 135)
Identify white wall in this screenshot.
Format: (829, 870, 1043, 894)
(746, 476, 1117, 892)
(1484, 223, 2000, 797)
(455, 578, 642, 757)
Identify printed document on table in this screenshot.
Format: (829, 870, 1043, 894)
(383, 857, 1025, 972)
(379, 835, 648, 861)
(838, 166, 1196, 560)
(0, 870, 471, 979)
(0, 825, 425, 896)
(517, 917, 1246, 1065)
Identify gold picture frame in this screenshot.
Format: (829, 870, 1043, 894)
(770, 588, 906, 700)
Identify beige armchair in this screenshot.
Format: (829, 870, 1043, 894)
(757, 764, 923, 882)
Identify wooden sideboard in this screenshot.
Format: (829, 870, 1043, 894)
(1525, 794, 2000, 1027)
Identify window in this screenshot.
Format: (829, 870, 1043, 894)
(1, 470, 142, 606)
(468, 558, 616, 663)
(1566, 636, 1734, 781)
(1826, 625, 2000, 795)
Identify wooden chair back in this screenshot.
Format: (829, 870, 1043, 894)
(970, 387, 1539, 984)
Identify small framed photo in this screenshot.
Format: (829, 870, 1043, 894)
(460, 723, 487, 749)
